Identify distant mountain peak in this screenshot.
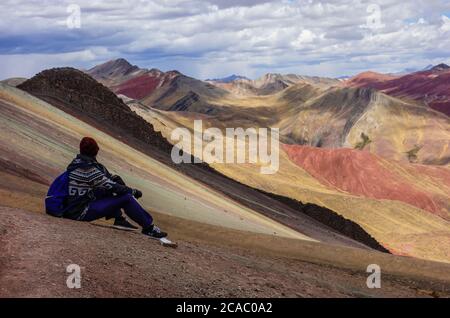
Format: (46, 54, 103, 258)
(87, 58, 140, 76)
(206, 74, 250, 83)
(166, 70, 182, 76)
(86, 58, 146, 86)
(93, 58, 132, 70)
(110, 57, 132, 66)
(431, 63, 450, 72)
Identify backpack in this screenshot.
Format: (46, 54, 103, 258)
(45, 171, 70, 217)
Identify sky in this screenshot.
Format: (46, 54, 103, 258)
(1, 0, 450, 80)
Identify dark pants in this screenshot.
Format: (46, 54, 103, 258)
(81, 193, 153, 229)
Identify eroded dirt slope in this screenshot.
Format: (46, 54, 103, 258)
(2, 207, 450, 298)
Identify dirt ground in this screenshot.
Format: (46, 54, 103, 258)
(1, 207, 449, 298)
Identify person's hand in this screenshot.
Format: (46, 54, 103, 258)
(112, 175, 126, 186)
(132, 189, 143, 199)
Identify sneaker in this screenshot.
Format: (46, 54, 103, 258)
(113, 217, 138, 231)
(142, 224, 168, 239)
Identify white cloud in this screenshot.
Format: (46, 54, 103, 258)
(441, 15, 450, 32)
(0, 0, 449, 79)
(291, 29, 317, 47)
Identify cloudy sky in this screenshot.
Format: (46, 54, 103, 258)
(1, 0, 450, 80)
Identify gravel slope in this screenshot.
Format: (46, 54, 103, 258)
(1, 207, 449, 298)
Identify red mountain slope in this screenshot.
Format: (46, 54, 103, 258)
(346, 65, 450, 116)
(283, 145, 450, 219)
(345, 71, 398, 88)
(112, 70, 179, 100)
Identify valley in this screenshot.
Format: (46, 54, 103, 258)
(1, 58, 450, 297)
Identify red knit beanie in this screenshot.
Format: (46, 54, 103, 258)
(80, 137, 99, 157)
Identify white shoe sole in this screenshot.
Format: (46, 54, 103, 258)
(145, 235, 177, 248)
(160, 237, 178, 248)
(145, 235, 167, 240)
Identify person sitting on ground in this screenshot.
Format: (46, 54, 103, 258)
(62, 136, 167, 239)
